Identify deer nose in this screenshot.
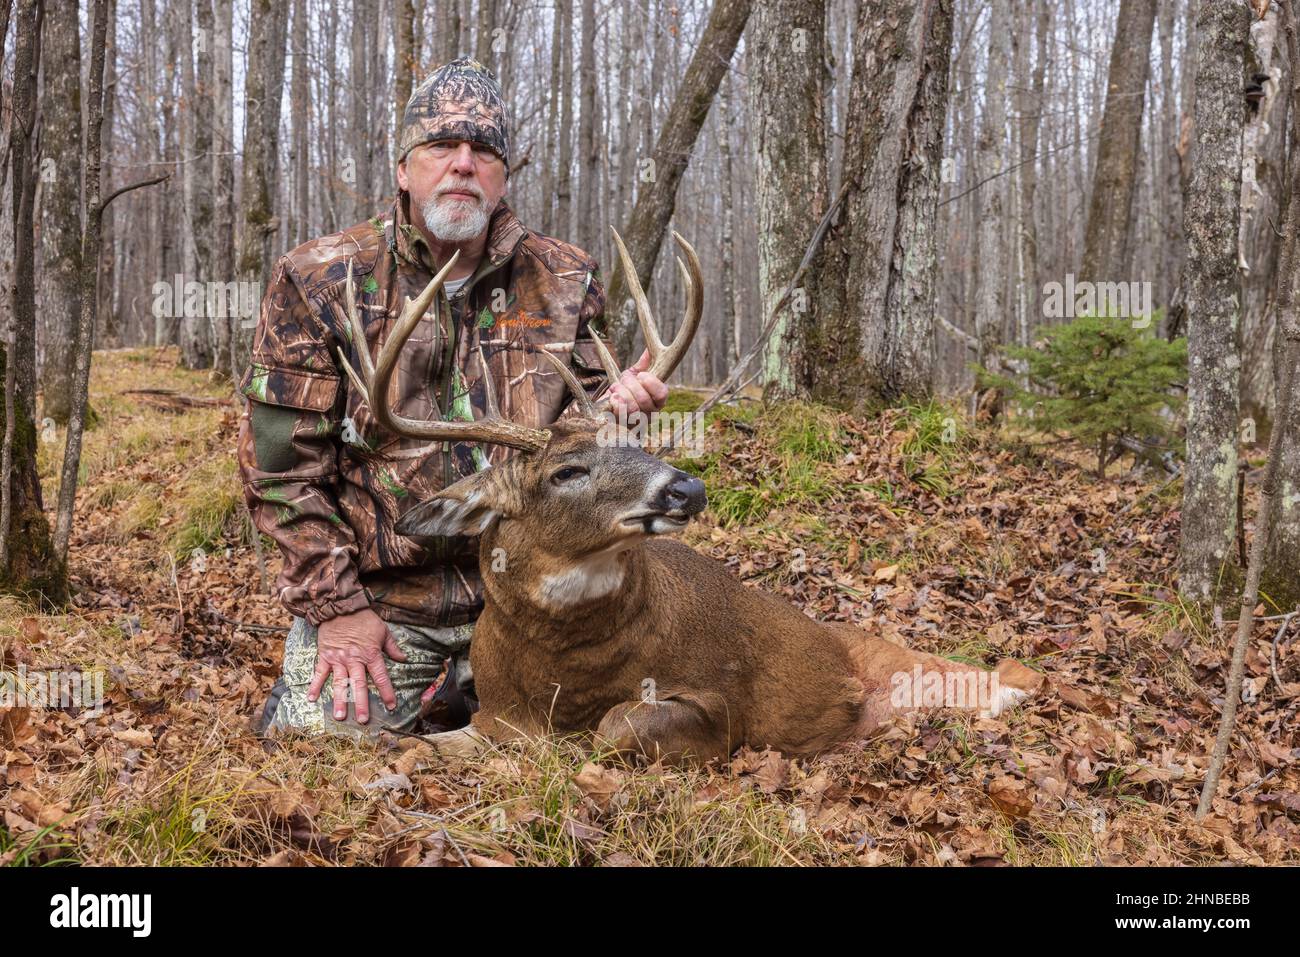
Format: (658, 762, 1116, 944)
(656, 472, 707, 515)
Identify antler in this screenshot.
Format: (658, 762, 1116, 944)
(335, 228, 703, 452)
(598, 227, 704, 407)
(336, 252, 551, 453)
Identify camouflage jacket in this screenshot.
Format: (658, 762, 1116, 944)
(237, 195, 610, 627)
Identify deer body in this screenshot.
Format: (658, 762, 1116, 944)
(470, 536, 868, 760)
(351, 230, 1042, 765)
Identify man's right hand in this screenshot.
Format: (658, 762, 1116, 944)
(308, 608, 409, 724)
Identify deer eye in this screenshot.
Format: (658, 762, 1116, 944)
(550, 466, 588, 484)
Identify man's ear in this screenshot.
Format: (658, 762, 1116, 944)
(396, 471, 500, 538)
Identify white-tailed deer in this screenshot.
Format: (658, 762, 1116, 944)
(340, 229, 1043, 765)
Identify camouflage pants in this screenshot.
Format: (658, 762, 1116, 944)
(260, 616, 475, 741)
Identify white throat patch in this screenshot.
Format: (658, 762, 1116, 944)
(536, 551, 626, 610)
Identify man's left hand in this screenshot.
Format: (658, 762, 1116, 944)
(607, 349, 669, 415)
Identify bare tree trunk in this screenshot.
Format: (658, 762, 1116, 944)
(53, 0, 110, 564)
(349, 0, 373, 223)
(795, 0, 953, 407)
(182, 0, 216, 371)
(1241, 4, 1289, 427)
(235, 0, 290, 377)
(748, 0, 827, 397)
(972, 0, 1011, 385)
(37, 0, 83, 423)
(717, 70, 737, 381)
(292, 0, 311, 247)
(213, 0, 235, 375)
(555, 0, 574, 239)
(97, 0, 119, 346)
(1079, 0, 1158, 284)
(395, 0, 416, 139)
(2, 0, 64, 602)
(1180, 0, 1249, 603)
(606, 0, 753, 362)
(577, 0, 600, 254)
(1014, 0, 1048, 338)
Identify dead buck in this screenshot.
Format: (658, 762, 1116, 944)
(340, 229, 1044, 765)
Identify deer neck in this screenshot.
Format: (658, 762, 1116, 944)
(479, 525, 650, 632)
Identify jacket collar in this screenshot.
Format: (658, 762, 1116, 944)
(389, 192, 528, 276)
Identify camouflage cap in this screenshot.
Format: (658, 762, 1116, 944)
(398, 57, 511, 172)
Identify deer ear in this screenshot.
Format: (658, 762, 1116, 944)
(396, 472, 501, 539)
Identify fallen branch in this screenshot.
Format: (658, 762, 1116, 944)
(936, 313, 980, 353)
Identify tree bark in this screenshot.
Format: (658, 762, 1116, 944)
(182, 0, 216, 370)
(235, 0, 290, 376)
(1180, 0, 1249, 603)
(747, 0, 827, 397)
(972, 0, 1011, 381)
(2, 0, 64, 603)
(37, 0, 83, 423)
(577, 0, 600, 254)
(213, 0, 235, 376)
(794, 0, 954, 408)
(53, 0, 110, 564)
(1079, 0, 1158, 284)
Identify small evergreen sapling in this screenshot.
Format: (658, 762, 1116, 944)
(981, 314, 1187, 477)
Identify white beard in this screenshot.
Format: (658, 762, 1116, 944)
(420, 188, 492, 242)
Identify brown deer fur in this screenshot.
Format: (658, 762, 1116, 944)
(397, 419, 1044, 765)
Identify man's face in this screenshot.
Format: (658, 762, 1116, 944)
(398, 140, 508, 243)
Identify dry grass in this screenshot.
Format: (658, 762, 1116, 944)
(2, 348, 1296, 867)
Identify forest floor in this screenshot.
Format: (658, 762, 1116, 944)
(1, 346, 1297, 866)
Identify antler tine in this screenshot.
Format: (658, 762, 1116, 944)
(587, 327, 623, 383)
(609, 227, 665, 355)
(537, 348, 599, 419)
(657, 230, 704, 383)
(607, 227, 703, 388)
(338, 250, 550, 453)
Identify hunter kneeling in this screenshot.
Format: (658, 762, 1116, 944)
(237, 58, 664, 740)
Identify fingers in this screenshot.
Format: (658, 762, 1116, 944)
(368, 653, 398, 712)
(348, 661, 369, 724)
(331, 660, 350, 721)
(631, 348, 651, 372)
(308, 657, 331, 703)
(382, 630, 409, 663)
(614, 368, 653, 412)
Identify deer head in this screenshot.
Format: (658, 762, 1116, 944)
(338, 228, 706, 610)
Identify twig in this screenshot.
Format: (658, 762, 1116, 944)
(99, 173, 170, 212)
(1270, 611, 1296, 693)
(203, 600, 288, 634)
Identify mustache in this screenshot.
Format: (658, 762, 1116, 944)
(436, 179, 485, 200)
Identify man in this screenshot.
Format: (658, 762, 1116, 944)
(238, 58, 667, 739)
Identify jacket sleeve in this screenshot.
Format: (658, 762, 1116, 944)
(558, 268, 613, 422)
(236, 257, 373, 625)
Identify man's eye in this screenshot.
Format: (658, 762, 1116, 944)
(551, 466, 587, 483)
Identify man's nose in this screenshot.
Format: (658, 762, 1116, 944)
(451, 143, 476, 175)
